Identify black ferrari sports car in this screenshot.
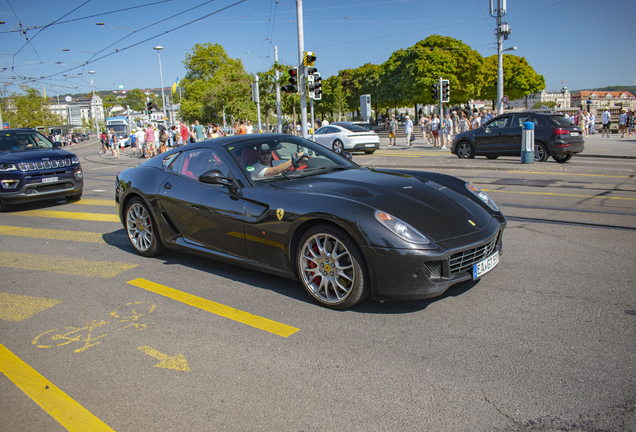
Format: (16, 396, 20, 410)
(116, 134, 506, 309)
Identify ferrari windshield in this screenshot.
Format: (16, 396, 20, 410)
(226, 135, 356, 184)
(0, 131, 54, 152)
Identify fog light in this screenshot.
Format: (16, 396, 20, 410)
(1, 179, 20, 189)
(75, 170, 83, 180)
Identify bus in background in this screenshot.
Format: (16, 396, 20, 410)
(105, 117, 130, 139)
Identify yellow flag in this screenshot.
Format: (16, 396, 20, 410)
(43, 86, 46, 99)
(172, 82, 177, 93)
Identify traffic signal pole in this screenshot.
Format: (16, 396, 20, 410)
(296, 1, 308, 139)
(275, 46, 282, 133)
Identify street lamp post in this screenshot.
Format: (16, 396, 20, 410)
(491, 0, 512, 116)
(153, 46, 167, 123)
(88, 70, 97, 135)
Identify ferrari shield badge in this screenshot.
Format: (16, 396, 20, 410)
(277, 208, 284, 220)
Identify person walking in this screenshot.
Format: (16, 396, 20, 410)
(404, 115, 413, 146)
(194, 120, 205, 142)
(578, 110, 588, 137)
(144, 124, 155, 158)
(179, 122, 189, 146)
(389, 115, 398, 146)
(135, 128, 145, 157)
(460, 113, 470, 133)
(430, 114, 440, 148)
(619, 109, 628, 138)
(441, 114, 453, 150)
(601, 108, 612, 138)
(246, 120, 254, 134)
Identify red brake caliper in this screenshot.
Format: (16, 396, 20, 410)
(310, 243, 321, 284)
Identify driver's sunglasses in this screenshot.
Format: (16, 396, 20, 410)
(260, 150, 272, 156)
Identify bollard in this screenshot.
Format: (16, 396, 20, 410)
(521, 121, 534, 164)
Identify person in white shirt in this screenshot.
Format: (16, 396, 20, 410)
(250, 144, 306, 180)
(321, 118, 329, 127)
(404, 115, 414, 146)
(619, 109, 628, 138)
(246, 120, 254, 134)
(601, 109, 612, 138)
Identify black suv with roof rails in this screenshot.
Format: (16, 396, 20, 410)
(451, 112, 585, 162)
(0, 128, 83, 211)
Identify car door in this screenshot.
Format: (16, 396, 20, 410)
(313, 126, 329, 147)
(500, 114, 538, 155)
(474, 116, 511, 155)
(157, 148, 248, 259)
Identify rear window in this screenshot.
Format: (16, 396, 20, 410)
(547, 115, 575, 127)
(339, 124, 371, 133)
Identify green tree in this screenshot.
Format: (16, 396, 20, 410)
(124, 88, 147, 112)
(481, 54, 545, 104)
(380, 35, 484, 107)
(181, 43, 254, 124)
(1, 88, 63, 129)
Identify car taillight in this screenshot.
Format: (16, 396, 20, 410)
(553, 128, 570, 135)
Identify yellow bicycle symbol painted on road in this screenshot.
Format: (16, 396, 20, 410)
(32, 302, 157, 353)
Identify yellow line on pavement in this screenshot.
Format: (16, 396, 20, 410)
(482, 189, 636, 201)
(0, 225, 106, 243)
(14, 210, 119, 223)
(0, 251, 138, 278)
(508, 171, 632, 179)
(0, 344, 115, 432)
(128, 278, 300, 338)
(73, 199, 115, 207)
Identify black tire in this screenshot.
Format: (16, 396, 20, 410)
(534, 142, 549, 162)
(125, 196, 164, 257)
(66, 191, 82, 201)
(0, 200, 6, 212)
(552, 154, 573, 163)
(297, 224, 369, 310)
(456, 141, 475, 159)
(332, 140, 344, 155)
(486, 155, 499, 160)
(364, 150, 375, 155)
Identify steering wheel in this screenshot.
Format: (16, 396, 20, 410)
(289, 152, 309, 171)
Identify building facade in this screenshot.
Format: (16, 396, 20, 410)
(570, 90, 636, 111)
(507, 88, 571, 110)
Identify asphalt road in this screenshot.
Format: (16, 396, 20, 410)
(1, 137, 635, 431)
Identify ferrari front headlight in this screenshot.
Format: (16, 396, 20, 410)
(375, 210, 430, 245)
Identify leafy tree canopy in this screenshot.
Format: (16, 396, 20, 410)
(1, 88, 63, 129)
(481, 54, 545, 102)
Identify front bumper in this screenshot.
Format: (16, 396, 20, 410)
(361, 218, 505, 301)
(0, 166, 83, 204)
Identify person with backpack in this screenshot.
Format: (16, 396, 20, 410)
(129, 130, 137, 155)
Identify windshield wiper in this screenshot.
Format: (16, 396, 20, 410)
(280, 166, 350, 179)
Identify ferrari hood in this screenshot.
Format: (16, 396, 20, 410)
(271, 168, 494, 241)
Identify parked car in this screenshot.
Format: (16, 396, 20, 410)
(313, 123, 380, 154)
(0, 129, 83, 211)
(451, 112, 585, 162)
(116, 134, 506, 309)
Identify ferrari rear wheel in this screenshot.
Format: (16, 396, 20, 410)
(125, 197, 164, 257)
(332, 140, 344, 155)
(297, 224, 369, 309)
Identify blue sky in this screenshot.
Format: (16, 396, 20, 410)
(1, 0, 634, 99)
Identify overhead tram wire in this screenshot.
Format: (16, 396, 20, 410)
(265, 1, 280, 60)
(86, 0, 220, 63)
(36, 0, 248, 83)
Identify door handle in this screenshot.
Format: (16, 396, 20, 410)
(164, 182, 172, 189)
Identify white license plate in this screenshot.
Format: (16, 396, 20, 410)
(365, 144, 376, 147)
(42, 176, 58, 184)
(473, 251, 499, 279)
(570, 132, 579, 137)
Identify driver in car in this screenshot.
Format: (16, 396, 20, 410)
(251, 143, 306, 180)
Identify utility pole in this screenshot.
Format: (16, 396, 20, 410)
(275, 45, 282, 133)
(490, 0, 511, 116)
(296, 1, 307, 138)
(254, 74, 262, 132)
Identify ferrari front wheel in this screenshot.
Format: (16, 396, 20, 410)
(125, 197, 164, 257)
(297, 224, 369, 309)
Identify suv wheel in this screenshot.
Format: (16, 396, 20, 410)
(534, 143, 548, 162)
(457, 141, 474, 159)
(552, 154, 573, 163)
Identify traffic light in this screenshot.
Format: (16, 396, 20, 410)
(281, 67, 298, 94)
(441, 79, 450, 103)
(432, 83, 439, 101)
(309, 72, 322, 100)
(147, 101, 153, 114)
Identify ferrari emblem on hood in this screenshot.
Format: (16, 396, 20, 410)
(277, 208, 284, 220)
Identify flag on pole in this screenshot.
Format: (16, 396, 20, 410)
(43, 86, 46, 99)
(172, 76, 179, 93)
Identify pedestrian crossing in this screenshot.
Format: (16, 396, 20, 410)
(0, 198, 129, 278)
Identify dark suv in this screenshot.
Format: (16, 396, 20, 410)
(0, 129, 83, 211)
(451, 112, 585, 162)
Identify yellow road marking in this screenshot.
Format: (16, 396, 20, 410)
(0, 251, 137, 278)
(0, 225, 107, 243)
(15, 210, 119, 222)
(0, 344, 115, 431)
(72, 199, 115, 207)
(138, 345, 190, 372)
(0, 292, 62, 322)
(128, 278, 299, 338)
(508, 171, 632, 179)
(482, 189, 636, 201)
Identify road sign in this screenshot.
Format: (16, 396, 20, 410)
(502, 95, 509, 103)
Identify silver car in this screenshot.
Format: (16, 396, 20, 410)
(313, 123, 380, 154)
